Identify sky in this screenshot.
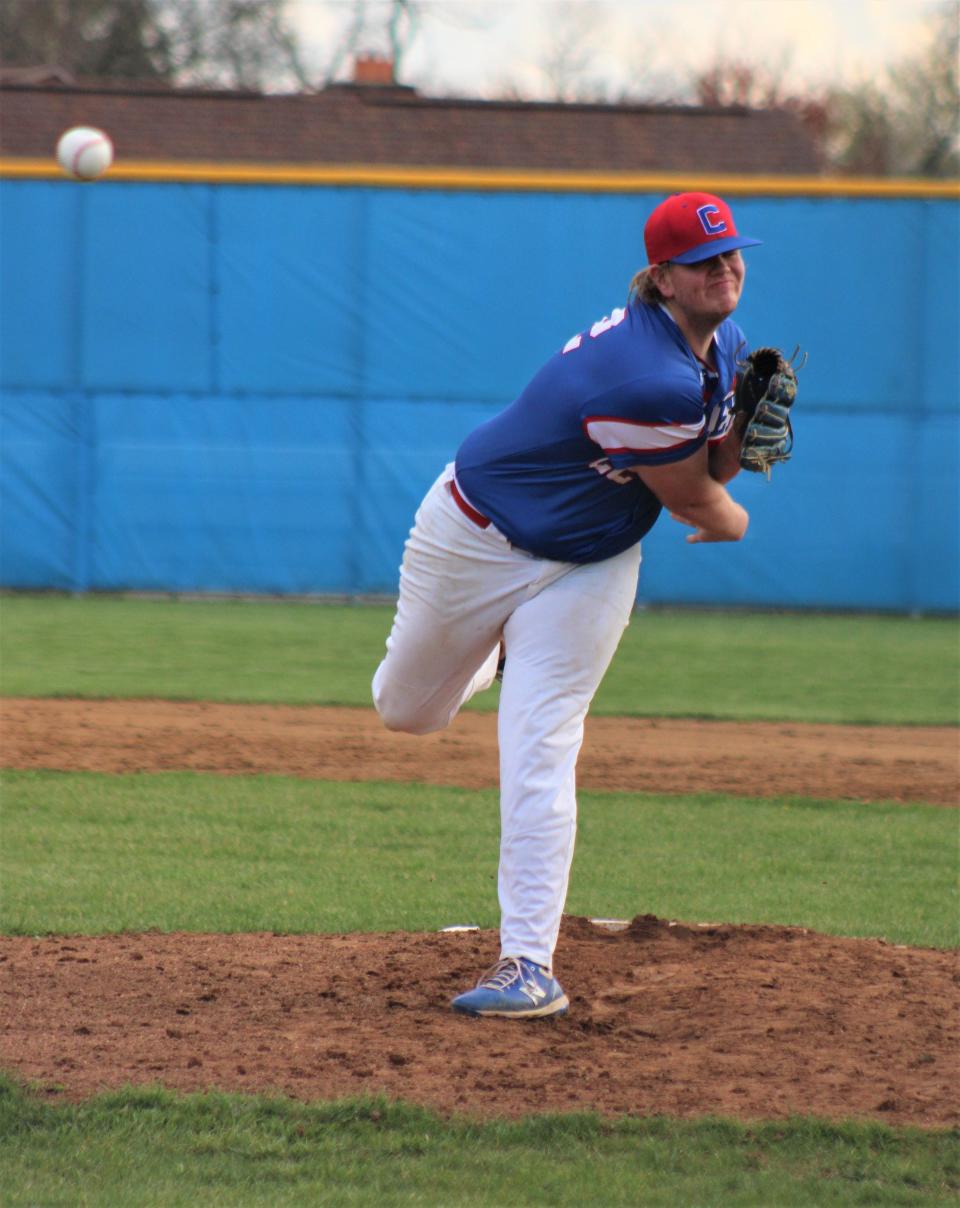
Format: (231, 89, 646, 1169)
(286, 0, 945, 100)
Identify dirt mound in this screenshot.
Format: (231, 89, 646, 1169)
(1, 917, 955, 1127)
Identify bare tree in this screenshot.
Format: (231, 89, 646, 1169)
(487, 1, 691, 106)
(824, 0, 959, 176)
(385, 0, 420, 80)
(304, 0, 424, 86)
(0, 0, 310, 90)
(0, 0, 170, 79)
(538, 1, 607, 102)
(695, 56, 791, 109)
(691, 54, 829, 160)
(155, 0, 310, 89)
(309, 0, 370, 87)
(688, 1, 959, 178)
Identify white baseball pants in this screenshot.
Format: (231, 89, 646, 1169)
(372, 465, 641, 970)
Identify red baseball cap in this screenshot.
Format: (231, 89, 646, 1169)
(644, 192, 762, 265)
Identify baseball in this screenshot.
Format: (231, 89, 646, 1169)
(56, 126, 114, 180)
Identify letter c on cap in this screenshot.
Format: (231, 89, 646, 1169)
(697, 205, 727, 235)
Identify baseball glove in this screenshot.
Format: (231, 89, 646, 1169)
(733, 347, 803, 478)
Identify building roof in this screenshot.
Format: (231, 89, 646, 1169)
(0, 75, 822, 175)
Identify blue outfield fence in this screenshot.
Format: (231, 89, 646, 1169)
(0, 178, 957, 610)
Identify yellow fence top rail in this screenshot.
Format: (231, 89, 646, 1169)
(2, 157, 959, 198)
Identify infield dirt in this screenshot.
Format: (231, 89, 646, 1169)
(3, 697, 958, 804)
(1, 697, 957, 1126)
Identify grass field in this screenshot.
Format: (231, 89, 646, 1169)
(1, 594, 957, 1205)
(2, 771, 955, 947)
(1, 593, 957, 723)
(3, 1078, 956, 1208)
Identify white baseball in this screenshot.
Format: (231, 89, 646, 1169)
(56, 127, 114, 180)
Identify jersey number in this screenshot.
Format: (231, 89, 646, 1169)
(589, 457, 636, 486)
(562, 306, 627, 354)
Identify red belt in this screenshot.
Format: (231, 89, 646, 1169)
(449, 479, 491, 528)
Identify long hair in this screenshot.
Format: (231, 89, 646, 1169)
(628, 265, 666, 305)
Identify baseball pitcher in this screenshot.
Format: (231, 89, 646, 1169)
(372, 192, 800, 1019)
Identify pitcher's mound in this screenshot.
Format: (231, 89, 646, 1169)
(1, 915, 955, 1127)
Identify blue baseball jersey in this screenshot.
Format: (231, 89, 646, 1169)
(455, 300, 746, 564)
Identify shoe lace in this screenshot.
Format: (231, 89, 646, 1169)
(477, 957, 526, 991)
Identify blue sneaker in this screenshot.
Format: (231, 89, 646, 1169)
(451, 957, 569, 1018)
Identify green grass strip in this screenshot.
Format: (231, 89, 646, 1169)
(1, 1076, 956, 1207)
(1, 593, 957, 723)
(2, 771, 955, 948)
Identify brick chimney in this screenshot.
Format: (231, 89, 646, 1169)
(353, 55, 394, 85)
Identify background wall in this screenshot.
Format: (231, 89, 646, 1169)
(1, 177, 957, 610)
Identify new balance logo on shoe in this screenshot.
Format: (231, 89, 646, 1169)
(451, 956, 569, 1019)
